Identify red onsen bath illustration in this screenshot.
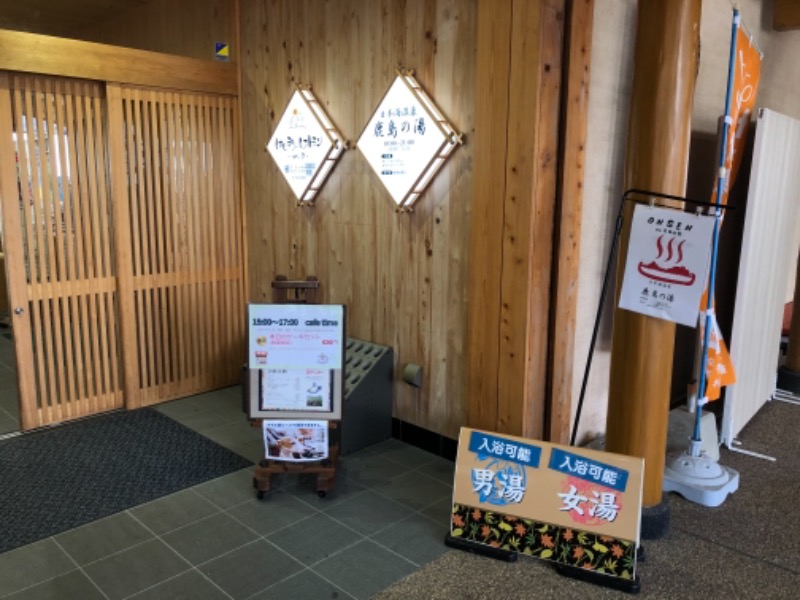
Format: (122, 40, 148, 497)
(637, 235, 696, 286)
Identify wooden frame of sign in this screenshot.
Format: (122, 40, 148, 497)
(246, 281, 345, 498)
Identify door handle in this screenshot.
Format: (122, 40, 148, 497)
(14, 307, 23, 315)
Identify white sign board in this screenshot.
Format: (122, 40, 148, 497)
(358, 76, 447, 205)
(619, 204, 714, 327)
(249, 304, 343, 370)
(247, 304, 345, 420)
(264, 420, 329, 462)
(267, 90, 336, 200)
(261, 368, 333, 413)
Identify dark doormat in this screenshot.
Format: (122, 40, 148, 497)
(0, 408, 253, 554)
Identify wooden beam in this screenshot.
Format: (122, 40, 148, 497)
(0, 29, 237, 95)
(106, 83, 142, 409)
(774, 0, 800, 31)
(467, 0, 513, 434)
(606, 0, 700, 508)
(468, 0, 564, 438)
(548, 0, 594, 444)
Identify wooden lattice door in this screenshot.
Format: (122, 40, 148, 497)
(0, 73, 123, 429)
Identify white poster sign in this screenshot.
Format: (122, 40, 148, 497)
(264, 420, 329, 462)
(267, 91, 335, 200)
(260, 368, 332, 413)
(249, 304, 344, 370)
(357, 76, 447, 205)
(619, 205, 714, 327)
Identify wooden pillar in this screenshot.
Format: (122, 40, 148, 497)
(785, 256, 800, 372)
(467, 0, 564, 438)
(605, 0, 701, 508)
(549, 0, 594, 443)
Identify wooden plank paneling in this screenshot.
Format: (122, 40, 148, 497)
(109, 85, 245, 406)
(74, 0, 235, 62)
(548, 0, 594, 443)
(2, 74, 124, 428)
(241, 0, 477, 438)
(0, 29, 237, 95)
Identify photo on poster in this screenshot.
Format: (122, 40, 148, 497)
(260, 368, 333, 413)
(619, 204, 715, 327)
(263, 420, 329, 462)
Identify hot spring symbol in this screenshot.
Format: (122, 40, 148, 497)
(637, 235, 696, 286)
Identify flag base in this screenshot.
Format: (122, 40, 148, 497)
(662, 451, 739, 507)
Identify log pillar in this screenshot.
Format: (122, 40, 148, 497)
(605, 0, 701, 520)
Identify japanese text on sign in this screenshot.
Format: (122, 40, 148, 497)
(548, 448, 629, 493)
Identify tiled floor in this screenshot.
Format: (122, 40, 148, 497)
(0, 384, 454, 599)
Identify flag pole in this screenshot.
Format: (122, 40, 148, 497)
(662, 7, 743, 508)
(692, 8, 740, 456)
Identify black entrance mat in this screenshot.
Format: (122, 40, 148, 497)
(0, 408, 253, 554)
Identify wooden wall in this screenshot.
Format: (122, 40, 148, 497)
(240, 0, 477, 437)
(74, 0, 235, 61)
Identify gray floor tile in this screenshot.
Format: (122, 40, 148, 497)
(227, 491, 318, 535)
(324, 490, 413, 536)
(127, 569, 230, 600)
(200, 421, 263, 448)
(0, 539, 75, 597)
(368, 439, 440, 468)
(419, 495, 454, 526)
(162, 512, 259, 565)
(199, 539, 303, 599)
(55, 512, 154, 566)
(253, 568, 355, 600)
(228, 490, 318, 535)
(415, 456, 456, 484)
(227, 438, 267, 463)
(179, 410, 238, 431)
(188, 390, 244, 418)
(82, 539, 190, 600)
(282, 471, 366, 508)
(371, 513, 450, 567)
(193, 467, 257, 510)
(154, 399, 209, 421)
(338, 454, 413, 487)
(313, 539, 417, 600)
(4, 570, 105, 600)
(129, 489, 219, 535)
(266, 512, 363, 566)
(372, 471, 452, 511)
(0, 408, 19, 434)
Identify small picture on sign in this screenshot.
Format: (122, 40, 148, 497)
(264, 420, 328, 462)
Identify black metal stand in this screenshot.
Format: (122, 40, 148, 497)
(569, 188, 736, 445)
(444, 534, 518, 562)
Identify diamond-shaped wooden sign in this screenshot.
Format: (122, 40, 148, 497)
(358, 69, 464, 212)
(267, 86, 347, 206)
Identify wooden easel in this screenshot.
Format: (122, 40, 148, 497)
(252, 276, 340, 499)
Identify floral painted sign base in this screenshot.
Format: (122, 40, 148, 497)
(450, 503, 638, 580)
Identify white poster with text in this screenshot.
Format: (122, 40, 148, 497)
(619, 205, 714, 327)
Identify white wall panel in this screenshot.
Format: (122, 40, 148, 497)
(722, 109, 800, 445)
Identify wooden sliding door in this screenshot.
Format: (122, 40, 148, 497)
(107, 85, 245, 408)
(0, 73, 123, 429)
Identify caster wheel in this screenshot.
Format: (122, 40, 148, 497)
(256, 490, 265, 500)
(317, 490, 327, 498)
